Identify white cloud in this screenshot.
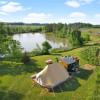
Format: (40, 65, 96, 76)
(0, 2, 31, 13)
(0, 1, 7, 4)
(48, 14, 53, 17)
(58, 12, 87, 24)
(22, 12, 88, 24)
(22, 13, 53, 23)
(0, 2, 23, 12)
(80, 0, 94, 3)
(94, 14, 100, 18)
(65, 1, 80, 8)
(65, 0, 95, 7)
(0, 18, 3, 21)
(0, 11, 8, 15)
(69, 12, 87, 18)
(59, 17, 86, 24)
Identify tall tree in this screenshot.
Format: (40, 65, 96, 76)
(69, 29, 83, 47)
(42, 41, 52, 54)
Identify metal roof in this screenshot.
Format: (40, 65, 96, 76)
(61, 57, 76, 65)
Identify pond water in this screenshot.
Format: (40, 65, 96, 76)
(12, 33, 69, 52)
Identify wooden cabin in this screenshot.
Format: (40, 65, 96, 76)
(60, 56, 79, 73)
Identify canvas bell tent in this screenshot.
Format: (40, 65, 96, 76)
(36, 62, 69, 89)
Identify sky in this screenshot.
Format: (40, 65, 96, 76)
(0, 0, 100, 24)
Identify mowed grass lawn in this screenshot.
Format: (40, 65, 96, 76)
(0, 46, 98, 100)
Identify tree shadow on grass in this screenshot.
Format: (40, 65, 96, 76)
(50, 77, 81, 93)
(0, 86, 24, 100)
(83, 43, 100, 48)
(0, 80, 1, 84)
(51, 53, 62, 56)
(75, 68, 93, 80)
(0, 59, 42, 76)
(23, 59, 42, 73)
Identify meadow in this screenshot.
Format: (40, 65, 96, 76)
(0, 28, 100, 100)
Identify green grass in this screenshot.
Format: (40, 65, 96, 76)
(80, 28, 100, 42)
(0, 46, 98, 100)
(0, 27, 100, 100)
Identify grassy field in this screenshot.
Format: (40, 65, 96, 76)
(0, 28, 100, 100)
(80, 28, 100, 42)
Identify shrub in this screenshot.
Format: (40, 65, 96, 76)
(94, 43, 100, 45)
(32, 49, 42, 56)
(50, 48, 57, 53)
(21, 52, 30, 64)
(80, 46, 99, 66)
(82, 34, 90, 43)
(55, 57, 59, 62)
(32, 43, 42, 56)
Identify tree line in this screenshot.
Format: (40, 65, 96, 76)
(45, 23, 90, 47)
(0, 24, 43, 35)
(4, 22, 100, 28)
(5, 22, 46, 26)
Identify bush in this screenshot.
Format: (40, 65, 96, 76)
(94, 43, 100, 46)
(32, 49, 42, 56)
(21, 52, 30, 64)
(50, 48, 57, 53)
(32, 43, 42, 56)
(80, 46, 99, 66)
(55, 57, 59, 62)
(82, 34, 90, 43)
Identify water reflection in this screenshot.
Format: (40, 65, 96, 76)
(12, 33, 68, 52)
(44, 33, 68, 46)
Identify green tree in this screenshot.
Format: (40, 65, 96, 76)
(0, 22, 6, 35)
(42, 41, 52, 54)
(57, 23, 63, 31)
(21, 52, 30, 64)
(45, 24, 53, 32)
(69, 29, 83, 47)
(84, 34, 90, 42)
(5, 40, 23, 61)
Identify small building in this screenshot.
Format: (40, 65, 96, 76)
(60, 56, 79, 73)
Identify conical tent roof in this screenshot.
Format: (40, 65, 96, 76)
(36, 62, 69, 88)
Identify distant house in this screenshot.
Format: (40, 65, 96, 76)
(60, 56, 79, 73)
(98, 32, 100, 34)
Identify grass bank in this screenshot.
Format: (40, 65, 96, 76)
(0, 45, 99, 100)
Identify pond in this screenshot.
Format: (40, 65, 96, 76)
(12, 33, 69, 52)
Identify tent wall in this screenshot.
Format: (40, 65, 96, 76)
(36, 63, 69, 88)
